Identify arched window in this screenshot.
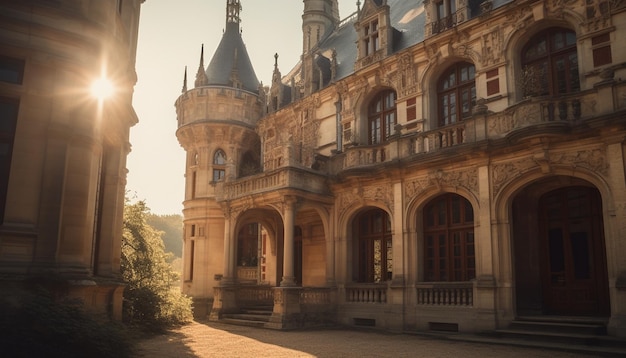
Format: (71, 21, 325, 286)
(353, 208, 392, 283)
(438, 62, 476, 127)
(213, 149, 226, 182)
(368, 90, 397, 145)
(423, 194, 475, 281)
(521, 28, 579, 97)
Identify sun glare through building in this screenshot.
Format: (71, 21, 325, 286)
(91, 76, 115, 101)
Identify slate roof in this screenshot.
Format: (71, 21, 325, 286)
(205, 22, 260, 93)
(285, 0, 514, 84)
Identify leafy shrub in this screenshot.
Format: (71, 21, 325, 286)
(122, 199, 193, 330)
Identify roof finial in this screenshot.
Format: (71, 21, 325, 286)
(195, 44, 208, 87)
(357, 1, 361, 12)
(226, 0, 241, 29)
(182, 66, 188, 93)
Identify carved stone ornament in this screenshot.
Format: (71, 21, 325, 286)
(339, 182, 394, 215)
(405, 168, 479, 203)
(491, 147, 609, 196)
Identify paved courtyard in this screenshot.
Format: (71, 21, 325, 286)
(136, 321, 605, 358)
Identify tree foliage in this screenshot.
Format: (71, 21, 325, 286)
(147, 213, 183, 257)
(121, 199, 192, 329)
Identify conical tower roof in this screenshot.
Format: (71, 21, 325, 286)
(205, 1, 259, 93)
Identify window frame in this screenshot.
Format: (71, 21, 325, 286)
(367, 90, 397, 145)
(354, 208, 393, 283)
(212, 149, 226, 182)
(363, 19, 380, 57)
(521, 28, 579, 97)
(0, 56, 25, 85)
(0, 97, 19, 222)
(437, 62, 476, 127)
(423, 194, 476, 282)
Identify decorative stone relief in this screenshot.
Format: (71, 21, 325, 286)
(339, 183, 394, 215)
(274, 289, 284, 304)
(584, 0, 611, 32)
(492, 147, 609, 196)
(550, 148, 609, 176)
(492, 157, 538, 196)
(504, 5, 534, 32)
(481, 28, 503, 67)
(405, 168, 479, 205)
(398, 52, 419, 97)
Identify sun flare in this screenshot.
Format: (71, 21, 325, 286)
(90, 77, 115, 101)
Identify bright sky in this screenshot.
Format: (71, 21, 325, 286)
(128, 1, 357, 214)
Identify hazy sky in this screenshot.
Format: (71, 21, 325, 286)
(128, 1, 358, 214)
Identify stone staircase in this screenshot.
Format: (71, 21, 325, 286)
(220, 305, 273, 328)
(485, 316, 626, 355)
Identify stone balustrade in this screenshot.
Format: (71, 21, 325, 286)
(416, 282, 473, 307)
(214, 91, 609, 198)
(345, 285, 387, 304)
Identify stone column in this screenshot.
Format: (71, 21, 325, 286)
(606, 142, 626, 337)
(281, 196, 297, 287)
(325, 205, 336, 286)
(221, 210, 235, 285)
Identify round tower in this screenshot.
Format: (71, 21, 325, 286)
(302, 0, 340, 54)
(174, 0, 263, 316)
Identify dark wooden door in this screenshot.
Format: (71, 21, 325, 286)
(539, 187, 609, 316)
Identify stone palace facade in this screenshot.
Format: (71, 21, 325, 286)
(176, 0, 626, 337)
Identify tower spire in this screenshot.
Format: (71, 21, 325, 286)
(182, 66, 188, 93)
(195, 44, 208, 87)
(226, 0, 241, 30)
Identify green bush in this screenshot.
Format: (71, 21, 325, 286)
(0, 287, 134, 358)
(122, 199, 193, 330)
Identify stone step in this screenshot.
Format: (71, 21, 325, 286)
(220, 317, 267, 328)
(222, 313, 271, 322)
(509, 319, 606, 335)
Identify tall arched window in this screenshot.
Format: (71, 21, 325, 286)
(368, 90, 397, 145)
(423, 194, 475, 281)
(353, 208, 392, 283)
(438, 62, 476, 127)
(213, 149, 226, 182)
(522, 28, 579, 97)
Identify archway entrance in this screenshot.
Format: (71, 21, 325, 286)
(512, 180, 609, 317)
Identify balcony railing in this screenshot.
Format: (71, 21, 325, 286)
(416, 282, 473, 307)
(213, 90, 614, 191)
(345, 284, 387, 304)
(432, 12, 458, 35)
(215, 166, 329, 202)
(235, 286, 273, 307)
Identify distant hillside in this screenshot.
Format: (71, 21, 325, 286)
(147, 214, 183, 258)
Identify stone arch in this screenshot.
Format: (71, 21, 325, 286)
(493, 167, 613, 318)
(337, 201, 394, 284)
(405, 187, 479, 284)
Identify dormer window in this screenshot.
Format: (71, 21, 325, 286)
(364, 20, 380, 56)
(432, 0, 457, 34)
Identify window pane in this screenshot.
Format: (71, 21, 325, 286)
(0, 57, 25, 84)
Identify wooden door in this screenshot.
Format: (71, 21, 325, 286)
(539, 187, 609, 316)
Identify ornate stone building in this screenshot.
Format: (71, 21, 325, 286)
(0, 0, 144, 319)
(176, 0, 626, 338)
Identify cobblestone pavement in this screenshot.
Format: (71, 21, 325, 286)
(136, 321, 604, 358)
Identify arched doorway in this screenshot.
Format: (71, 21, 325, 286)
(512, 180, 609, 316)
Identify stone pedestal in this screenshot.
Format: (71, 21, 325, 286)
(268, 287, 302, 329)
(209, 286, 238, 321)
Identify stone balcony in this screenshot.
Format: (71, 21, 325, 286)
(215, 165, 330, 202)
(215, 86, 625, 197)
(330, 87, 623, 174)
